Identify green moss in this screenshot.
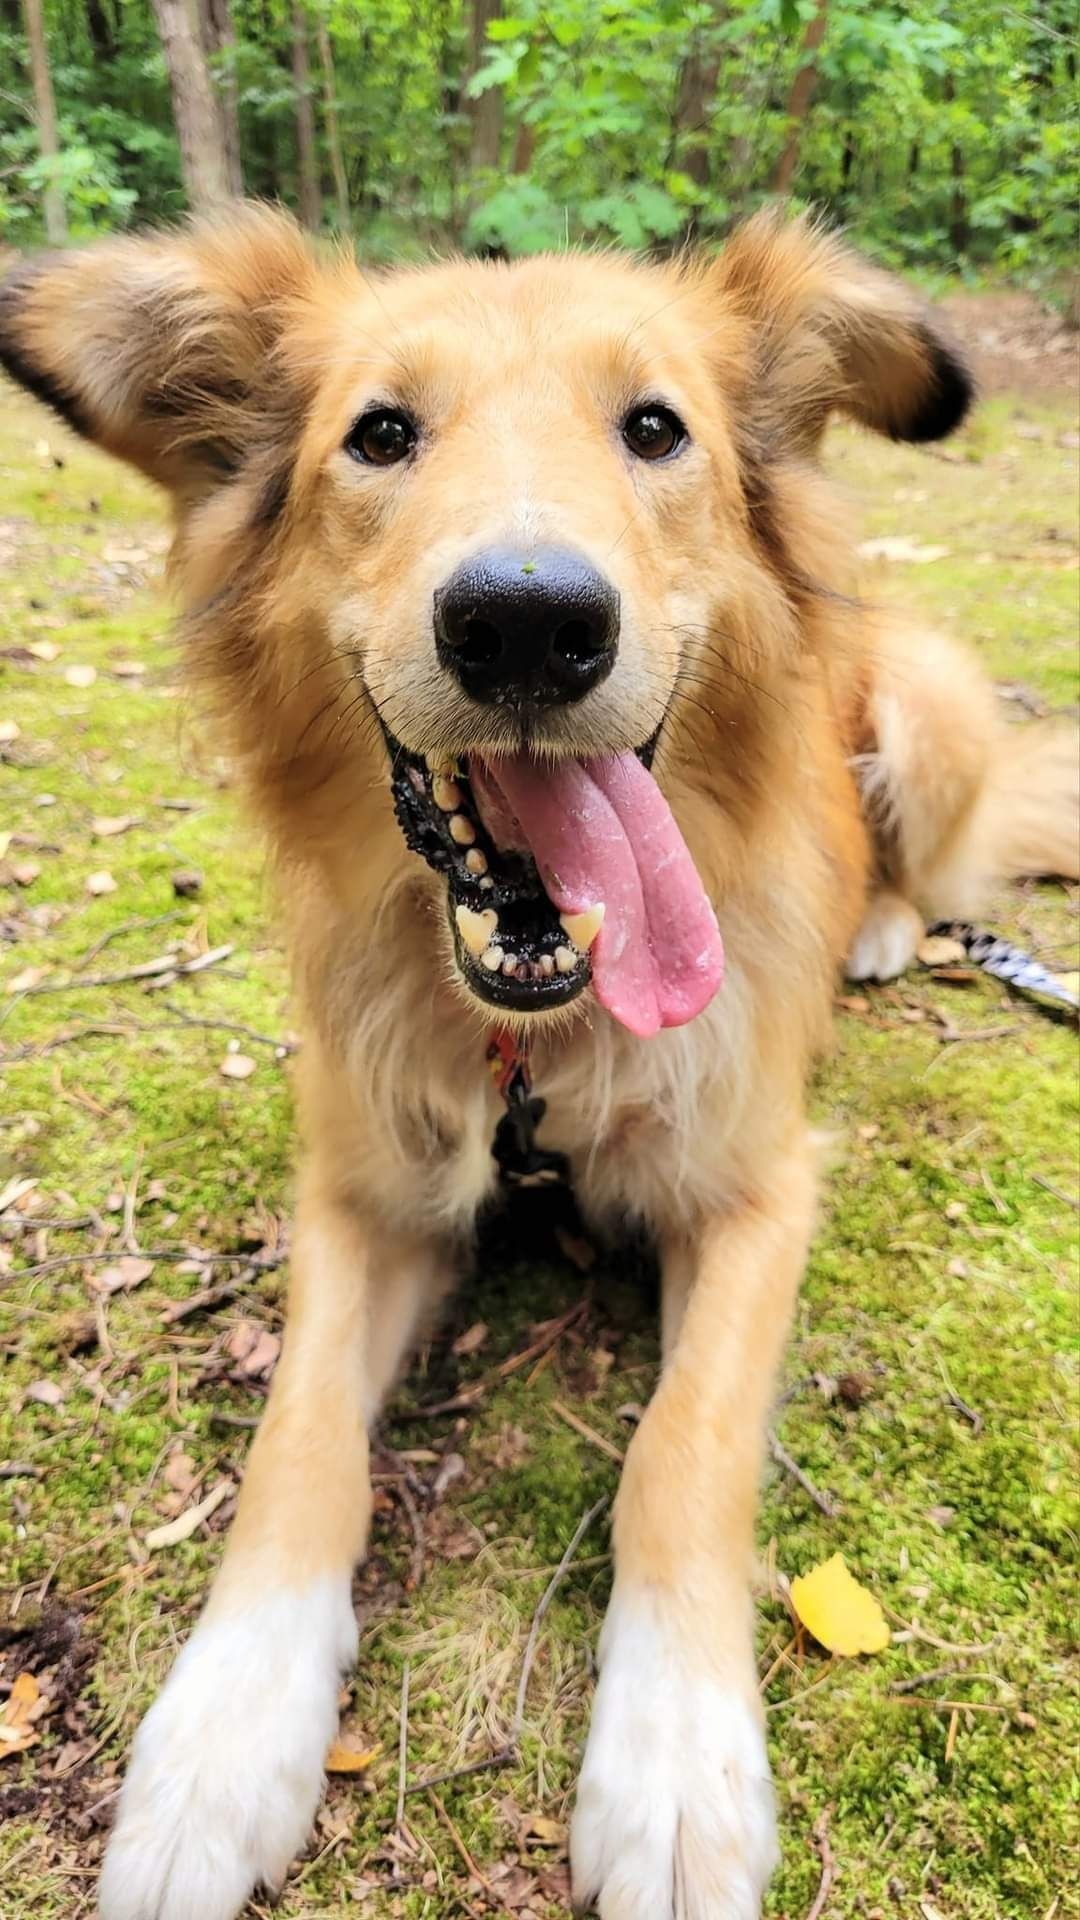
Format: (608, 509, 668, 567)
(0, 372, 1076, 1917)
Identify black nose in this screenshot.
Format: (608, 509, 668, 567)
(434, 545, 619, 707)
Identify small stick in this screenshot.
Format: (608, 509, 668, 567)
(395, 1660, 411, 1829)
(0, 1462, 42, 1480)
(428, 1787, 491, 1895)
(122, 1144, 143, 1255)
(158, 999, 297, 1054)
(549, 1399, 624, 1464)
(890, 1660, 981, 1695)
(76, 910, 185, 970)
(395, 1474, 426, 1592)
(889, 1696, 1011, 1714)
(9, 944, 235, 997)
(1032, 1173, 1080, 1210)
(5, 1245, 284, 1286)
(512, 1495, 608, 1741)
(160, 1281, 242, 1325)
(768, 1430, 840, 1517)
(404, 1748, 515, 1798)
(944, 1705, 960, 1764)
(805, 1809, 836, 1920)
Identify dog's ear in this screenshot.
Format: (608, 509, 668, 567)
(713, 211, 973, 450)
(0, 205, 319, 499)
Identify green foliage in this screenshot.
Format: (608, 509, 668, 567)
(0, 0, 1076, 278)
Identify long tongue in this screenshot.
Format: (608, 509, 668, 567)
(481, 752, 724, 1037)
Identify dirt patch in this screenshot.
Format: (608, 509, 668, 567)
(0, 1601, 113, 1838)
(942, 289, 1078, 397)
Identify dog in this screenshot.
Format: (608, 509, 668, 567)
(2, 207, 1076, 1920)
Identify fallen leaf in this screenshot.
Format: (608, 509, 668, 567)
(26, 640, 60, 662)
(523, 1814, 565, 1847)
(324, 1738, 381, 1774)
(91, 1256, 154, 1295)
(917, 934, 968, 968)
(163, 1452, 198, 1495)
(858, 537, 951, 564)
(0, 1176, 39, 1212)
(64, 663, 97, 688)
(451, 1320, 489, 1358)
(85, 870, 117, 896)
(790, 1553, 891, 1656)
(146, 1477, 235, 1550)
(220, 1052, 256, 1080)
(111, 660, 146, 679)
(11, 861, 41, 887)
(6, 966, 46, 995)
(91, 814, 135, 839)
(25, 1378, 66, 1408)
(0, 1671, 41, 1760)
(0, 719, 20, 744)
(226, 1320, 281, 1380)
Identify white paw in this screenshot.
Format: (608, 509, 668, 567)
(846, 892, 923, 983)
(570, 1587, 776, 1920)
(98, 1579, 357, 1920)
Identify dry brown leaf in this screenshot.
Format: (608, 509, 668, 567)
(146, 1478, 235, 1551)
(226, 1320, 281, 1380)
(451, 1320, 489, 1358)
(220, 1052, 256, 1081)
(25, 1378, 66, 1408)
(64, 663, 97, 688)
(163, 1452, 198, 1495)
(91, 1256, 154, 1295)
(522, 1814, 565, 1848)
(324, 1738, 381, 1775)
(85, 870, 117, 897)
(6, 966, 47, 995)
(91, 814, 135, 839)
(0, 1176, 39, 1213)
(0, 1671, 41, 1760)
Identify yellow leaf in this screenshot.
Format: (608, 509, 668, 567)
(790, 1553, 891, 1657)
(324, 1738, 380, 1775)
(0, 1671, 41, 1761)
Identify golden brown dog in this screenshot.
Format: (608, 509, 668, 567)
(2, 208, 1076, 1920)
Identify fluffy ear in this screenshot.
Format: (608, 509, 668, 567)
(0, 205, 319, 499)
(714, 211, 973, 449)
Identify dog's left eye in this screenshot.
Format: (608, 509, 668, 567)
(622, 404, 687, 462)
(344, 409, 418, 467)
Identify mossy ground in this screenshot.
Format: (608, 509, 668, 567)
(0, 360, 1076, 1920)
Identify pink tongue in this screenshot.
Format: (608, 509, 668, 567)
(479, 752, 724, 1038)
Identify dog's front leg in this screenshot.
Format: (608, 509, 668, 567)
(99, 1169, 444, 1920)
(571, 1135, 817, 1920)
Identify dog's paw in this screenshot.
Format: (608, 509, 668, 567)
(98, 1580, 357, 1920)
(570, 1588, 776, 1919)
(846, 890, 923, 983)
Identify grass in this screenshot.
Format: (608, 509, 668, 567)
(0, 368, 1077, 1920)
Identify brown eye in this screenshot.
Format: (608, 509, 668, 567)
(623, 404, 687, 462)
(345, 408, 417, 467)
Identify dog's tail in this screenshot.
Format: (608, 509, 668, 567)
(856, 619, 1080, 920)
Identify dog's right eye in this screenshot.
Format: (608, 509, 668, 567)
(344, 409, 418, 467)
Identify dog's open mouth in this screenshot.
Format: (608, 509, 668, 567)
(389, 735, 725, 1036)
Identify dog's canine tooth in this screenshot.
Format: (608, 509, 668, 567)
(449, 813, 476, 846)
(464, 847, 488, 875)
(554, 945, 578, 973)
(559, 904, 605, 951)
(480, 945, 504, 971)
(433, 774, 463, 811)
(424, 753, 457, 778)
(455, 904, 498, 958)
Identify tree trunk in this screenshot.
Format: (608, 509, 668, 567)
(675, 38, 721, 190)
(315, 14, 349, 229)
(151, 0, 233, 208)
(772, 0, 828, 196)
(510, 117, 534, 174)
(85, 0, 115, 59)
(943, 73, 967, 258)
(291, 2, 321, 229)
(466, 0, 503, 175)
(200, 0, 243, 196)
(21, 0, 67, 243)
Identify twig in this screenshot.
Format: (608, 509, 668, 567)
(805, 1809, 836, 1920)
(160, 1281, 242, 1325)
(209, 1410, 260, 1430)
(158, 999, 297, 1054)
(0, 1461, 42, 1480)
(76, 910, 185, 970)
(890, 1660, 982, 1695)
(8, 944, 235, 998)
(394, 1475, 426, 1593)
(4, 1245, 285, 1285)
(403, 1748, 515, 1798)
(428, 1788, 491, 1895)
(944, 1388, 983, 1436)
(768, 1430, 840, 1517)
(122, 1145, 143, 1256)
(395, 1660, 410, 1828)
(495, 1299, 589, 1378)
(512, 1495, 608, 1741)
(883, 1607, 998, 1656)
(1032, 1173, 1080, 1210)
(549, 1399, 624, 1464)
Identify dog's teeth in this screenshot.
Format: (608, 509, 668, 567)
(559, 903, 605, 952)
(449, 813, 476, 846)
(502, 954, 519, 976)
(480, 945, 504, 971)
(478, 875, 494, 890)
(455, 905, 498, 959)
(433, 774, 463, 811)
(554, 945, 578, 974)
(465, 848, 488, 876)
(424, 753, 457, 777)
(538, 953, 555, 977)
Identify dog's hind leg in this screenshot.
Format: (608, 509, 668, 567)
(99, 1170, 448, 1920)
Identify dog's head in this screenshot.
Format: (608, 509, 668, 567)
(0, 209, 970, 1036)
